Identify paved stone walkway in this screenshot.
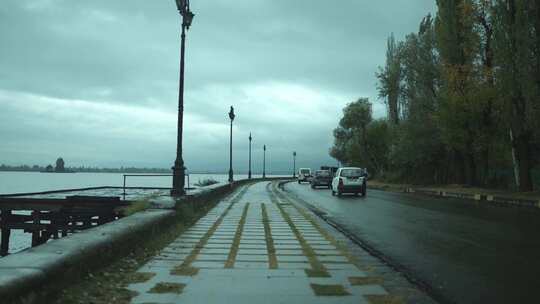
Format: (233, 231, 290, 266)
(127, 181, 401, 303)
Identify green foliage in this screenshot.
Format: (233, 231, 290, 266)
(376, 33, 403, 124)
(339, 98, 372, 130)
(121, 193, 159, 216)
(331, 0, 540, 190)
(330, 99, 392, 177)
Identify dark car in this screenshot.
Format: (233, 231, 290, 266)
(310, 170, 332, 189)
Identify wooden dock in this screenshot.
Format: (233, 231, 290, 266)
(0, 195, 130, 256)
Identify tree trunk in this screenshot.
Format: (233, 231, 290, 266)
(464, 150, 477, 186)
(482, 147, 490, 186)
(361, 126, 380, 175)
(509, 129, 520, 188)
(452, 150, 466, 184)
(513, 131, 534, 191)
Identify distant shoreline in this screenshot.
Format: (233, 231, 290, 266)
(0, 168, 171, 174)
(0, 169, 291, 175)
(0, 169, 171, 174)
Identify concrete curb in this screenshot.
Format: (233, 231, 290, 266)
(368, 184, 540, 209)
(0, 177, 290, 303)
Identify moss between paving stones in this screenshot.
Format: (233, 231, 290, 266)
(267, 183, 331, 278)
(148, 282, 186, 294)
(275, 185, 364, 269)
(348, 276, 384, 285)
(171, 186, 250, 275)
(170, 265, 199, 276)
(126, 272, 156, 284)
(261, 203, 278, 269)
(365, 294, 405, 304)
(225, 203, 250, 268)
(305, 269, 331, 278)
(310, 283, 351, 296)
(278, 182, 416, 303)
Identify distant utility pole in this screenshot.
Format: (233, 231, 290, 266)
(248, 133, 252, 179)
(263, 145, 266, 178)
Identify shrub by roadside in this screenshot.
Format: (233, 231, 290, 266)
(194, 178, 219, 187)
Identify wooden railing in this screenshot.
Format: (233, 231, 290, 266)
(0, 195, 130, 256)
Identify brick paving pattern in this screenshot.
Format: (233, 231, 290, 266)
(127, 181, 404, 303)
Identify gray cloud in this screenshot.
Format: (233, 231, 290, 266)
(0, 0, 436, 172)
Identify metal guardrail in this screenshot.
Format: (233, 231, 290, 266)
(122, 174, 189, 200)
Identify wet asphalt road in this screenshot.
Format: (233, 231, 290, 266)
(284, 182, 540, 304)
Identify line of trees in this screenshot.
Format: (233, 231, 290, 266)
(330, 0, 540, 191)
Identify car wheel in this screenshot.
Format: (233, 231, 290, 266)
(337, 191, 342, 197)
(354, 192, 359, 196)
(362, 184, 367, 196)
(298, 180, 300, 184)
(310, 184, 315, 189)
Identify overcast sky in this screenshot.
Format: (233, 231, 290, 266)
(0, 0, 436, 173)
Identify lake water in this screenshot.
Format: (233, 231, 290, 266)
(0, 171, 285, 195)
(0, 171, 286, 255)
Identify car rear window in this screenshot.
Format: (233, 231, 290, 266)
(315, 171, 330, 176)
(300, 169, 310, 174)
(341, 169, 364, 177)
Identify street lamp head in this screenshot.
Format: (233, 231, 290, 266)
(175, 0, 187, 13)
(184, 11, 195, 28)
(249, 132, 252, 141)
(229, 106, 235, 121)
(175, 0, 194, 29)
(293, 151, 296, 156)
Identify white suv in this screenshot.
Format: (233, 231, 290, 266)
(297, 168, 312, 184)
(331, 167, 367, 196)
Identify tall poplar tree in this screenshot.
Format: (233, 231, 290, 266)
(376, 34, 402, 125)
(493, 0, 539, 191)
(435, 0, 481, 185)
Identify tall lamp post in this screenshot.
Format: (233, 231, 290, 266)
(263, 145, 266, 178)
(228, 106, 235, 183)
(293, 151, 296, 177)
(171, 0, 194, 197)
(248, 133, 252, 179)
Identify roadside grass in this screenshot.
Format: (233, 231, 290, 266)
(126, 272, 155, 284)
(119, 193, 160, 216)
(194, 178, 219, 187)
(148, 282, 185, 294)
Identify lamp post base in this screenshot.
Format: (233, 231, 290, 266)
(171, 163, 185, 196)
(228, 169, 234, 183)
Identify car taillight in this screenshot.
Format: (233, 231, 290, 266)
(338, 178, 344, 187)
